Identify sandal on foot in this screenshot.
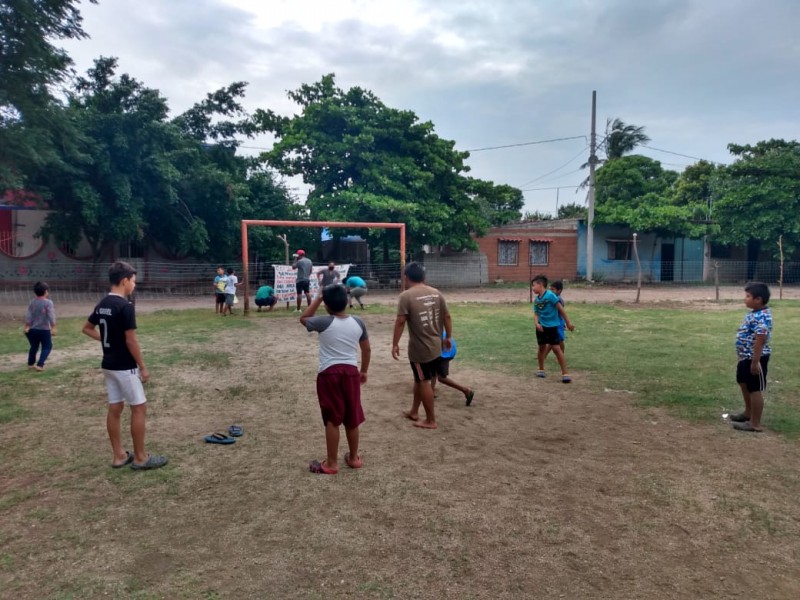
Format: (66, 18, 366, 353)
(733, 421, 762, 433)
(562, 375, 572, 383)
(111, 450, 134, 469)
(345, 452, 363, 469)
(403, 411, 419, 422)
(204, 432, 235, 444)
(130, 454, 169, 470)
(228, 425, 244, 437)
(465, 390, 475, 406)
(309, 459, 338, 474)
(536, 371, 546, 378)
(729, 412, 749, 422)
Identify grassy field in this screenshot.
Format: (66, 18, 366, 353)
(1, 298, 800, 599)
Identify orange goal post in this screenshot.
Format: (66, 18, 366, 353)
(240, 219, 406, 313)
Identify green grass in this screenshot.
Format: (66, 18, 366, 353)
(449, 300, 800, 435)
(3, 301, 799, 435)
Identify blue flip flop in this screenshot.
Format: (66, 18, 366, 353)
(228, 425, 244, 437)
(204, 432, 235, 444)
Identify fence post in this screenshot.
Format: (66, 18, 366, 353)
(714, 261, 720, 302)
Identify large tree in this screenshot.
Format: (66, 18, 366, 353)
(0, 0, 95, 189)
(36, 58, 295, 261)
(711, 139, 800, 260)
(256, 74, 521, 256)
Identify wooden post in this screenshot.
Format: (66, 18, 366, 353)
(633, 233, 642, 304)
(714, 261, 720, 301)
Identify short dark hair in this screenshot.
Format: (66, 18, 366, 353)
(322, 283, 348, 312)
(531, 274, 548, 287)
(550, 280, 563, 293)
(404, 262, 426, 283)
(227, 267, 234, 275)
(33, 281, 49, 297)
(109, 261, 137, 286)
(745, 281, 770, 305)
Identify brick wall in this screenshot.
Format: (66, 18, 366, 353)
(474, 219, 579, 283)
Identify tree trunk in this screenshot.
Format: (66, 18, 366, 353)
(746, 239, 760, 280)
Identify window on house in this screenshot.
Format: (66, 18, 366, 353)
(529, 241, 549, 265)
(607, 240, 632, 260)
(497, 240, 519, 265)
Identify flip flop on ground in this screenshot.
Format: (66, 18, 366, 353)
(111, 450, 134, 469)
(309, 459, 338, 474)
(733, 421, 762, 433)
(465, 390, 475, 406)
(562, 375, 572, 383)
(204, 432, 236, 444)
(536, 371, 546, 378)
(729, 412, 750, 422)
(413, 420, 438, 429)
(344, 452, 363, 469)
(130, 454, 169, 471)
(228, 425, 244, 437)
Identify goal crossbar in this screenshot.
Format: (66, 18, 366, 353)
(240, 219, 406, 313)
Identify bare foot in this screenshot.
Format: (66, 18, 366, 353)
(403, 411, 419, 422)
(413, 420, 438, 429)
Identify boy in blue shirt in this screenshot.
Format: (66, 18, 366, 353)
(531, 275, 574, 383)
(730, 282, 772, 433)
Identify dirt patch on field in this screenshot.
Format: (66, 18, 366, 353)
(2, 291, 800, 598)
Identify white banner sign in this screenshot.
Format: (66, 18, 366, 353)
(272, 264, 351, 303)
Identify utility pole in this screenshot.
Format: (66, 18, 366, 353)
(586, 90, 597, 282)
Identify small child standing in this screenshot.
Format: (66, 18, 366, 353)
(544, 280, 567, 359)
(531, 274, 574, 383)
(214, 266, 227, 314)
(82, 261, 168, 470)
(301, 284, 371, 474)
(25, 281, 57, 371)
(222, 267, 240, 316)
(730, 282, 772, 433)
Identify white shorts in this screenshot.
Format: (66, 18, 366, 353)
(103, 368, 147, 406)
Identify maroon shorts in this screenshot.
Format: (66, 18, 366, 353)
(316, 364, 364, 428)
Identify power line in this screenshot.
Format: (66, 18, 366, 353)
(641, 144, 724, 165)
(519, 185, 582, 192)
(464, 135, 586, 152)
(517, 144, 589, 187)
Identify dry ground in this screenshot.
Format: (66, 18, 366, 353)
(2, 287, 800, 599)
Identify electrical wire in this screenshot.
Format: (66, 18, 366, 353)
(517, 145, 589, 188)
(463, 135, 586, 152)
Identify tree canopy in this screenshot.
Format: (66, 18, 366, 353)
(255, 74, 522, 254)
(0, 0, 96, 189)
(711, 139, 800, 257)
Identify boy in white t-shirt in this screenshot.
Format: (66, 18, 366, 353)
(300, 284, 371, 474)
(222, 267, 240, 316)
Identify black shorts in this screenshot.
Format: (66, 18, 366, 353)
(736, 355, 769, 393)
(409, 358, 441, 382)
(215, 292, 226, 304)
(255, 296, 276, 307)
(536, 326, 561, 346)
(436, 358, 451, 378)
(296, 280, 310, 294)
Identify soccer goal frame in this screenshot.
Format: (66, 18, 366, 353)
(240, 219, 406, 313)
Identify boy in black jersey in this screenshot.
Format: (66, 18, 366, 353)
(82, 262, 168, 470)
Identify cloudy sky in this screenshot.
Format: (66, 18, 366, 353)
(62, 0, 799, 215)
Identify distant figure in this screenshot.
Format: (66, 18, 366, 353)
(292, 249, 313, 311)
(729, 282, 772, 433)
(544, 280, 567, 359)
(301, 284, 371, 474)
(317, 261, 340, 287)
(25, 281, 57, 371)
(82, 261, 168, 471)
(345, 275, 368, 309)
(213, 266, 227, 314)
(254, 282, 276, 312)
(392, 262, 451, 430)
(222, 267, 241, 316)
(531, 274, 574, 383)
